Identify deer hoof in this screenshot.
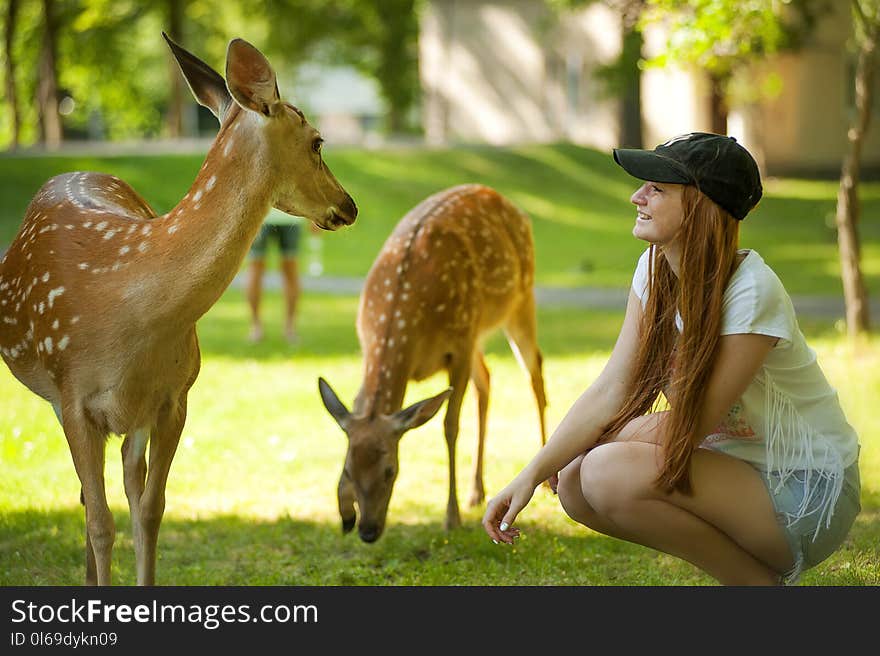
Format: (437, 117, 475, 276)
(341, 516, 356, 534)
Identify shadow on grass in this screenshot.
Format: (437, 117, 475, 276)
(2, 496, 877, 586)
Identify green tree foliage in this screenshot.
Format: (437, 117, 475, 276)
(642, 0, 828, 130)
(262, 0, 421, 134)
(1, 0, 422, 147)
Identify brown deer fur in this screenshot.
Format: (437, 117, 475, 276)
(320, 184, 546, 542)
(0, 35, 356, 585)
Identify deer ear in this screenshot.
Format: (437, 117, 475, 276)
(392, 388, 453, 434)
(162, 32, 231, 121)
(319, 378, 352, 430)
(225, 38, 281, 117)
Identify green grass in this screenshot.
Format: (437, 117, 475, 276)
(1, 144, 878, 295)
(1, 289, 877, 586)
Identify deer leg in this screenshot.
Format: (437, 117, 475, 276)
(79, 489, 97, 584)
(121, 428, 150, 585)
(468, 351, 490, 507)
(504, 293, 548, 445)
(57, 403, 99, 582)
(61, 407, 114, 586)
(443, 361, 470, 530)
(504, 294, 551, 488)
(138, 397, 186, 586)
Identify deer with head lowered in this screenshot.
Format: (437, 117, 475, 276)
(0, 34, 356, 585)
(319, 184, 546, 542)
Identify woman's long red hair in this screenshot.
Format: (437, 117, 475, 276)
(600, 185, 740, 494)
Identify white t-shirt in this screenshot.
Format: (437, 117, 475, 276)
(632, 248, 860, 525)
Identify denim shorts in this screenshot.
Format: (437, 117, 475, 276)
(249, 222, 302, 259)
(762, 460, 861, 584)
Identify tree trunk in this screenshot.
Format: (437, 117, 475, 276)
(165, 0, 185, 138)
(709, 73, 728, 135)
(37, 0, 62, 149)
(619, 19, 644, 148)
(835, 13, 875, 337)
(4, 0, 20, 150)
(377, 0, 417, 135)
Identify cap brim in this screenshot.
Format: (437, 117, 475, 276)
(613, 148, 693, 184)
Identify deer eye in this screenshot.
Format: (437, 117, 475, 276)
(312, 137, 324, 154)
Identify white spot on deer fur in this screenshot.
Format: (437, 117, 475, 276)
(384, 278, 391, 286)
(119, 246, 130, 256)
(379, 314, 387, 323)
(58, 335, 70, 351)
(47, 287, 64, 308)
(168, 224, 179, 235)
(52, 319, 59, 330)
(385, 293, 393, 302)
(83, 221, 92, 228)
(138, 241, 149, 253)
(78, 263, 89, 270)
(96, 221, 107, 231)
(103, 230, 117, 240)
(223, 139, 235, 156)
(41, 272, 49, 282)
(141, 225, 152, 236)
(43, 337, 53, 354)
(398, 320, 406, 329)
(38, 302, 44, 314)
(206, 175, 216, 191)
(70, 316, 80, 324)
(193, 189, 203, 203)
(436, 304, 446, 312)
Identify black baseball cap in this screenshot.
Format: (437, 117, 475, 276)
(613, 132, 762, 220)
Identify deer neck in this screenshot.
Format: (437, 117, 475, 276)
(354, 344, 411, 418)
(156, 111, 274, 325)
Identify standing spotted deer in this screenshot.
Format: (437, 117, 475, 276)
(0, 34, 356, 585)
(319, 184, 546, 542)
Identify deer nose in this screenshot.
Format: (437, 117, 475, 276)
(338, 196, 357, 224)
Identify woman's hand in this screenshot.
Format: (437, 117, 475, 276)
(481, 476, 537, 544)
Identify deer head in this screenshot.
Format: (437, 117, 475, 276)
(318, 377, 452, 542)
(164, 33, 357, 230)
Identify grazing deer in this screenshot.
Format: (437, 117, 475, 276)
(319, 184, 546, 542)
(0, 34, 356, 585)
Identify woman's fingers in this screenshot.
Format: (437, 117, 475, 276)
(482, 496, 526, 545)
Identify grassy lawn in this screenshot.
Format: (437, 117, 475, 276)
(1, 289, 877, 586)
(1, 144, 878, 294)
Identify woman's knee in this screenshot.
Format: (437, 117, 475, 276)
(579, 443, 656, 516)
(557, 456, 587, 520)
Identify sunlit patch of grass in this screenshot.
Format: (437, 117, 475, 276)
(1, 291, 877, 586)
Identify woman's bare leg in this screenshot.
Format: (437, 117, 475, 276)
(558, 440, 794, 585)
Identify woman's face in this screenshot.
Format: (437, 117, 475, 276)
(630, 181, 685, 247)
